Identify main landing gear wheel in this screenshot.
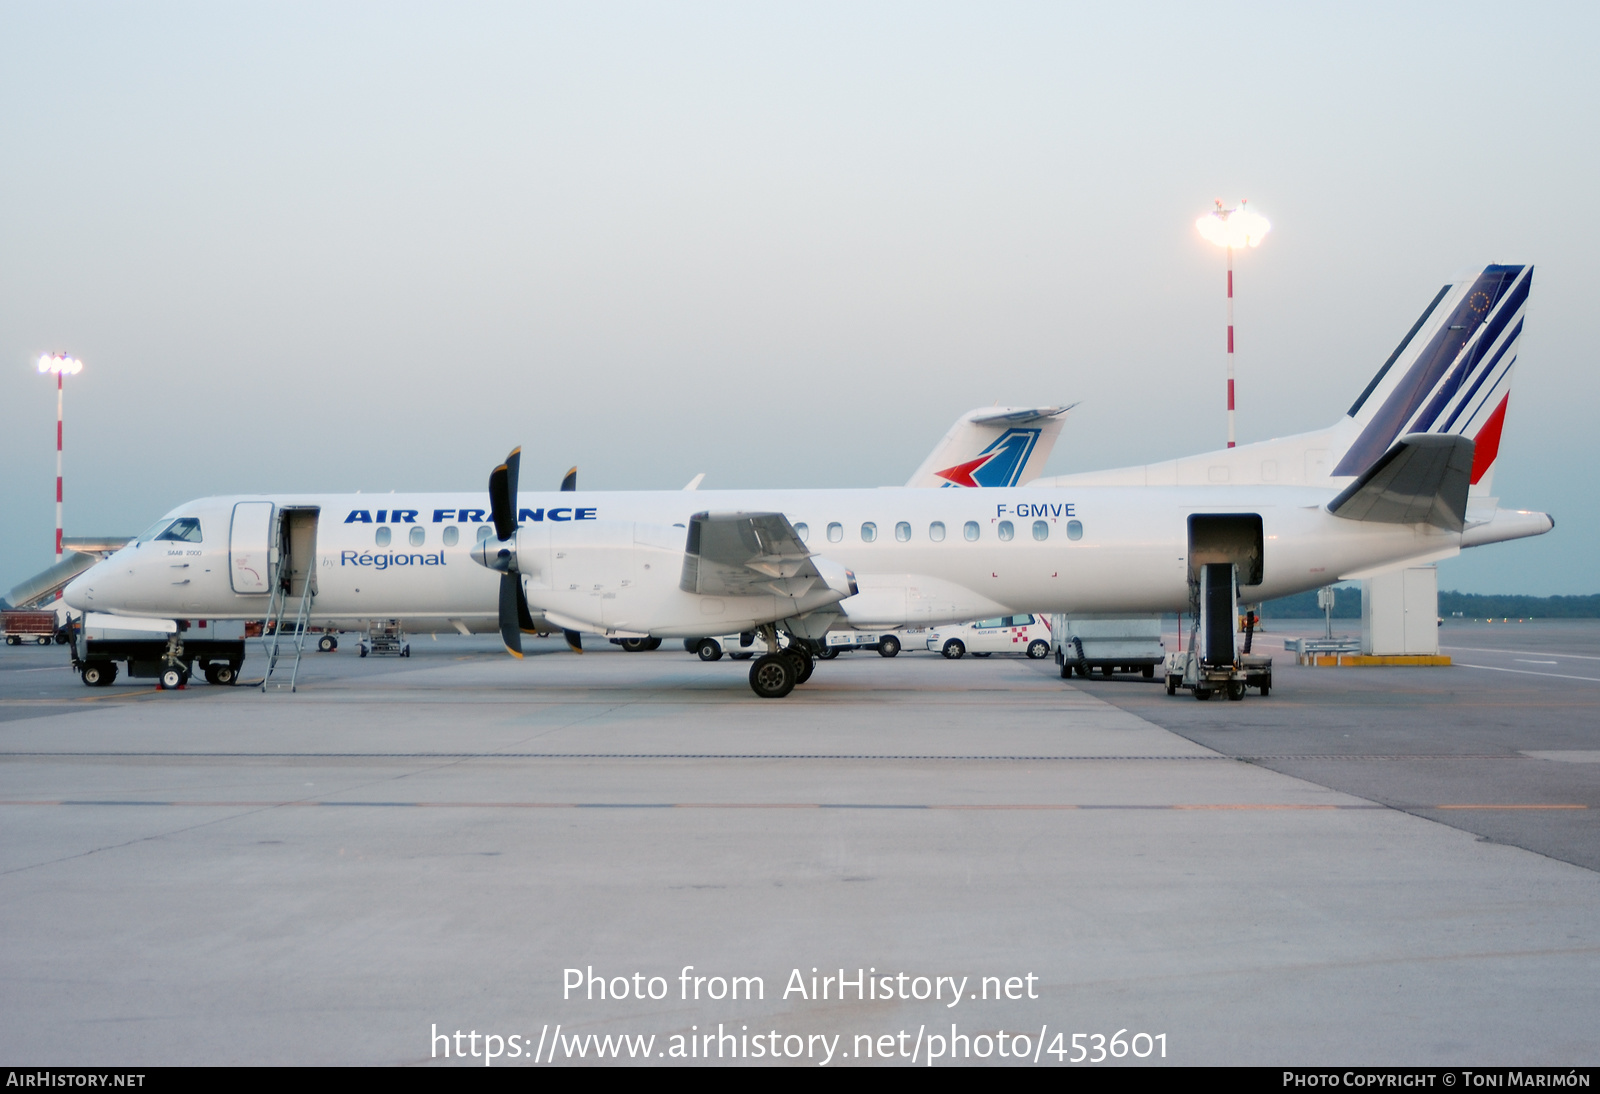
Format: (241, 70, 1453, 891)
(877, 635, 900, 658)
(81, 662, 117, 687)
(784, 648, 815, 685)
(158, 665, 188, 690)
(317, 635, 337, 652)
(749, 653, 796, 699)
(1026, 640, 1049, 659)
(696, 639, 723, 662)
(942, 640, 965, 660)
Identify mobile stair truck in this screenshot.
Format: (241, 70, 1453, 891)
(1164, 515, 1272, 700)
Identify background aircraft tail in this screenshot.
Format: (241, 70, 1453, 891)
(1332, 264, 1531, 496)
(906, 406, 1073, 488)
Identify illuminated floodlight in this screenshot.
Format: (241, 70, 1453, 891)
(37, 353, 84, 376)
(1196, 199, 1271, 249)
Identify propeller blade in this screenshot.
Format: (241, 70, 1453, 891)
(498, 573, 524, 658)
(560, 466, 577, 492)
(563, 629, 583, 654)
(515, 580, 537, 632)
(488, 447, 521, 542)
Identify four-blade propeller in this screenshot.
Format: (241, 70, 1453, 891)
(477, 447, 583, 658)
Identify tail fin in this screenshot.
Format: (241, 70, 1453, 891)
(906, 406, 1074, 488)
(1333, 264, 1531, 495)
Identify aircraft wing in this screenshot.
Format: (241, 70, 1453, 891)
(680, 512, 824, 597)
(1327, 433, 1473, 532)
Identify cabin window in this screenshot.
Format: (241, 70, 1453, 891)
(375, 526, 392, 547)
(476, 525, 495, 543)
(827, 522, 843, 543)
(408, 526, 425, 547)
(963, 521, 980, 542)
(442, 526, 459, 547)
(929, 521, 946, 542)
(154, 517, 203, 543)
(860, 522, 877, 542)
(1032, 520, 1049, 541)
(1067, 519, 1083, 541)
(997, 520, 1014, 541)
(895, 521, 911, 542)
(795, 522, 809, 542)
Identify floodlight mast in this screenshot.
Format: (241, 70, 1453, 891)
(1195, 200, 1270, 448)
(37, 353, 83, 565)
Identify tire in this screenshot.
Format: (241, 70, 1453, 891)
(877, 635, 900, 658)
(696, 639, 723, 662)
(317, 635, 336, 652)
(644, 637, 662, 651)
(358, 645, 368, 658)
(158, 666, 185, 690)
(401, 646, 410, 658)
(730, 651, 752, 661)
(1100, 665, 1112, 678)
(683, 639, 700, 653)
(1027, 640, 1049, 659)
(786, 648, 815, 685)
(620, 638, 648, 652)
(942, 640, 965, 660)
(1258, 685, 1270, 697)
(81, 662, 115, 687)
(5, 636, 18, 646)
(749, 653, 796, 699)
(1193, 688, 1213, 701)
(1227, 681, 1246, 701)
(1059, 659, 1072, 679)
(817, 647, 839, 660)
(1165, 675, 1177, 696)
(1142, 664, 1155, 679)
(37, 636, 51, 646)
(212, 664, 238, 686)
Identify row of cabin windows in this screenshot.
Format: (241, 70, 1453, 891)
(794, 519, 1083, 544)
(373, 524, 497, 548)
(375, 520, 1086, 548)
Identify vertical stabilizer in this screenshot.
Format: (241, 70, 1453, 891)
(906, 406, 1074, 488)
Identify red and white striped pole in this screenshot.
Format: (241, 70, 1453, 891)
(37, 354, 83, 578)
(1226, 244, 1236, 448)
(55, 369, 64, 558)
(1196, 200, 1269, 450)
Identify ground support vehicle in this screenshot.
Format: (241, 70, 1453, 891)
(71, 632, 245, 689)
(248, 619, 339, 652)
(817, 629, 911, 659)
(1052, 614, 1165, 679)
(358, 620, 409, 657)
(686, 632, 788, 662)
(2, 610, 64, 646)
(1163, 562, 1271, 700)
(927, 615, 1052, 660)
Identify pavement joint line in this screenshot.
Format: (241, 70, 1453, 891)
(1442, 645, 1600, 661)
(0, 800, 1392, 810)
(1456, 663, 1600, 683)
(0, 751, 1544, 760)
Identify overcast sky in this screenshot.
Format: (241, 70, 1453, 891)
(2, 2, 1595, 596)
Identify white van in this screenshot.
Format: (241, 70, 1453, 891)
(926, 615, 1052, 660)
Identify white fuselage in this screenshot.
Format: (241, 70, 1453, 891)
(67, 484, 1466, 638)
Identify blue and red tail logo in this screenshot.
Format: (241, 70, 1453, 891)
(935, 428, 1042, 488)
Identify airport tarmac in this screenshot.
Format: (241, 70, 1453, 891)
(1, 624, 1597, 1066)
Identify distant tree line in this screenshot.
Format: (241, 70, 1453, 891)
(1260, 587, 1600, 619)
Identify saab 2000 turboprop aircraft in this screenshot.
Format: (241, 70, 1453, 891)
(66, 264, 1552, 697)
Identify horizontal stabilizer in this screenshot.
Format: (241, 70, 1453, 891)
(1327, 433, 1473, 532)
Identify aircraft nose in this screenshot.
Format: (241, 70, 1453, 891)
(63, 558, 114, 611)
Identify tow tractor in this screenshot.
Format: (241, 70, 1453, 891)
(1164, 516, 1272, 701)
(69, 620, 245, 689)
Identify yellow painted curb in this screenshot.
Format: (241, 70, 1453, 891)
(1298, 654, 1452, 667)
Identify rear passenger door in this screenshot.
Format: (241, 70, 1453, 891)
(972, 617, 1006, 652)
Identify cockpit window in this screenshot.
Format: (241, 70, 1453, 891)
(154, 517, 203, 543)
(137, 519, 174, 543)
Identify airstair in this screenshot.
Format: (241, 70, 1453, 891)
(259, 509, 320, 693)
